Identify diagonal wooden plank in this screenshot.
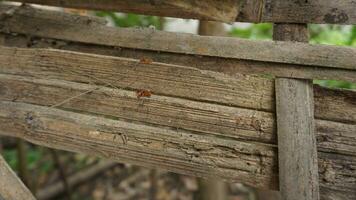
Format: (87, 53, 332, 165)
(0, 154, 36, 200)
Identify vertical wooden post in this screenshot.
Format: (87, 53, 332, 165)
(197, 20, 228, 200)
(0, 154, 36, 200)
(273, 24, 320, 200)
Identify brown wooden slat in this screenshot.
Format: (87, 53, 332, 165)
(5, 5, 356, 69)
(0, 44, 355, 125)
(0, 73, 355, 156)
(0, 100, 279, 190)
(9, 0, 356, 25)
(274, 23, 320, 200)
(0, 100, 355, 199)
(0, 4, 356, 80)
(9, 0, 242, 22)
(0, 47, 354, 198)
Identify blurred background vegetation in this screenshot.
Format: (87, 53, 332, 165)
(1, 10, 355, 200)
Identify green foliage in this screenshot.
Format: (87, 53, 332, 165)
(3, 147, 54, 173)
(3, 149, 17, 169)
(229, 23, 273, 40)
(96, 11, 162, 29)
(309, 25, 356, 46)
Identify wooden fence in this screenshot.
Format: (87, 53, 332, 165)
(0, 1, 355, 200)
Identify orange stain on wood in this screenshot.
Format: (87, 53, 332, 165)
(136, 89, 152, 98)
(139, 57, 153, 64)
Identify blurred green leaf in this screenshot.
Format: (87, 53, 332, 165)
(229, 23, 273, 40)
(3, 149, 17, 170)
(96, 12, 162, 29)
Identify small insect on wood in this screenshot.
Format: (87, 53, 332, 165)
(136, 89, 152, 98)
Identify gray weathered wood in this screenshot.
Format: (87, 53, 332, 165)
(10, 0, 356, 25)
(0, 100, 354, 199)
(274, 24, 320, 200)
(0, 100, 278, 189)
(0, 45, 355, 126)
(0, 4, 356, 82)
(197, 20, 228, 200)
(0, 74, 355, 156)
(0, 154, 36, 200)
(276, 78, 320, 200)
(10, 0, 242, 23)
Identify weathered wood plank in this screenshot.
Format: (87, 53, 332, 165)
(0, 101, 354, 199)
(10, 0, 356, 25)
(0, 74, 276, 145)
(0, 154, 36, 200)
(0, 74, 355, 156)
(0, 4, 356, 82)
(9, 0, 241, 23)
(0, 100, 278, 189)
(274, 23, 319, 200)
(276, 78, 320, 200)
(0, 44, 355, 126)
(197, 20, 228, 200)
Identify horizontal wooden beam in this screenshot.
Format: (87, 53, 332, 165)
(8, 0, 356, 25)
(1, 5, 355, 82)
(0, 100, 278, 189)
(0, 46, 355, 198)
(2, 33, 356, 125)
(8, 0, 242, 22)
(0, 46, 355, 125)
(0, 100, 355, 199)
(0, 71, 355, 154)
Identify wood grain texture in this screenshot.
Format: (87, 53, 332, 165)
(274, 23, 319, 200)
(0, 44, 355, 125)
(0, 46, 354, 197)
(0, 100, 354, 199)
(197, 20, 228, 200)
(0, 4, 356, 82)
(0, 74, 355, 156)
(10, 0, 241, 22)
(0, 100, 278, 190)
(0, 154, 36, 200)
(276, 78, 320, 200)
(11, 0, 356, 25)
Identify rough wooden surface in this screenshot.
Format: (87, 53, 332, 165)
(274, 23, 319, 200)
(0, 5, 356, 82)
(0, 100, 278, 189)
(0, 73, 355, 155)
(0, 47, 354, 198)
(197, 20, 228, 200)
(0, 45, 355, 125)
(276, 78, 320, 200)
(0, 154, 36, 200)
(11, 0, 241, 22)
(10, 0, 356, 25)
(0, 100, 354, 199)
